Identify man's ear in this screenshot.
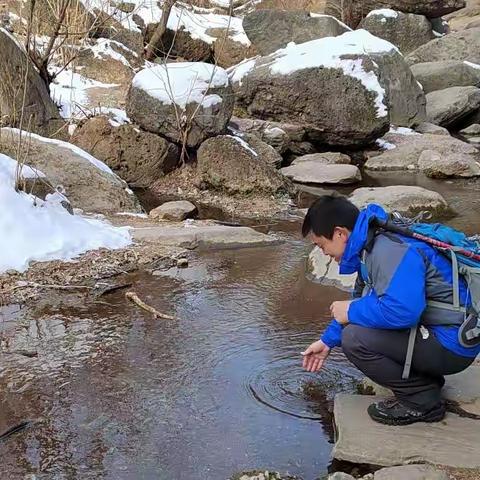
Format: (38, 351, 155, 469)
(335, 226, 350, 239)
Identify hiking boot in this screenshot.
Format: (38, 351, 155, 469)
(367, 398, 446, 426)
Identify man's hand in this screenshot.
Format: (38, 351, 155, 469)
(302, 340, 331, 372)
(330, 300, 352, 325)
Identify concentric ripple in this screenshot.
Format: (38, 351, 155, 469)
(245, 339, 361, 421)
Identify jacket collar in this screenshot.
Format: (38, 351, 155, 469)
(339, 204, 389, 275)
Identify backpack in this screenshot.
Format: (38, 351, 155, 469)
(373, 212, 480, 378)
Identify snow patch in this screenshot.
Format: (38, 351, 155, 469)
(228, 57, 257, 85)
(228, 135, 258, 156)
(376, 139, 397, 150)
(0, 153, 46, 180)
(366, 8, 399, 18)
(465, 61, 480, 70)
(0, 153, 131, 273)
(90, 38, 138, 67)
(389, 126, 420, 136)
(132, 62, 228, 109)
(50, 69, 119, 120)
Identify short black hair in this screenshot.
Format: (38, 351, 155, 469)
(302, 195, 359, 239)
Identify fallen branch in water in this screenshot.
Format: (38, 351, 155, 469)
(125, 291, 176, 320)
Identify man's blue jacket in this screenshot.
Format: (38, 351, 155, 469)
(321, 204, 480, 358)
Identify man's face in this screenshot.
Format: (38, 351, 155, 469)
(309, 227, 350, 263)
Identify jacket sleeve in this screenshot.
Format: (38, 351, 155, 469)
(348, 236, 427, 329)
(321, 319, 343, 348)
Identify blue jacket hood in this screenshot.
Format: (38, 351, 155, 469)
(339, 203, 389, 275)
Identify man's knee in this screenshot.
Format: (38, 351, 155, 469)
(342, 324, 366, 359)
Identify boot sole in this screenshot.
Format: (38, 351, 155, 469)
(367, 405, 446, 426)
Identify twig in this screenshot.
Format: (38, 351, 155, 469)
(125, 291, 176, 320)
(15, 281, 92, 290)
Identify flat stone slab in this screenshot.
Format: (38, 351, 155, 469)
(280, 163, 361, 185)
(362, 365, 480, 416)
(333, 394, 480, 468)
(132, 224, 281, 249)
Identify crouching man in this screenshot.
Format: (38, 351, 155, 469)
(301, 195, 479, 425)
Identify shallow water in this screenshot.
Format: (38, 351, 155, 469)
(0, 176, 478, 480)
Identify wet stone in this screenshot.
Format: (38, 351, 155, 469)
(333, 394, 480, 468)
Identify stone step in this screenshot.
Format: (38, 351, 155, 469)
(132, 224, 281, 249)
(333, 394, 480, 468)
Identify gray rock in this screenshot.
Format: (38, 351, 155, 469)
(149, 201, 198, 221)
(359, 10, 435, 54)
(0, 127, 141, 214)
(0, 28, 61, 134)
(460, 123, 480, 136)
(426, 86, 480, 126)
(292, 152, 351, 165)
(71, 116, 179, 188)
(417, 149, 480, 178)
(126, 63, 234, 148)
(324, 0, 466, 28)
(281, 163, 362, 185)
(365, 132, 480, 175)
(374, 465, 449, 480)
(406, 27, 480, 65)
(333, 394, 480, 468)
(307, 247, 357, 291)
(443, 365, 480, 415)
(349, 185, 450, 217)
(132, 224, 281, 249)
(444, 3, 480, 31)
(207, 28, 257, 69)
(230, 31, 424, 146)
(414, 122, 450, 135)
(197, 135, 294, 196)
(411, 60, 480, 94)
(242, 10, 350, 55)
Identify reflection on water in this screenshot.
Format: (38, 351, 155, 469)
(0, 176, 478, 479)
(0, 235, 358, 480)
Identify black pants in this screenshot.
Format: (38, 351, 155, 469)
(341, 324, 475, 411)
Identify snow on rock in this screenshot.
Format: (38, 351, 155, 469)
(132, 62, 229, 108)
(90, 38, 139, 66)
(50, 69, 119, 120)
(0, 153, 131, 273)
(3, 128, 116, 176)
(366, 9, 399, 19)
(80, 0, 250, 45)
(229, 135, 258, 156)
(232, 30, 398, 118)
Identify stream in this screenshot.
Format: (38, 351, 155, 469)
(0, 175, 478, 480)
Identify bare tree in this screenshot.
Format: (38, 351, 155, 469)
(145, 0, 176, 61)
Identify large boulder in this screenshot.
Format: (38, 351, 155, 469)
(149, 201, 198, 221)
(0, 28, 61, 134)
(444, 2, 480, 31)
(411, 60, 480, 93)
(359, 9, 435, 54)
(426, 86, 480, 126)
(406, 27, 480, 65)
(349, 185, 450, 217)
(0, 128, 141, 214)
(242, 10, 350, 55)
(196, 135, 294, 196)
(71, 116, 179, 188)
(415, 121, 450, 134)
(417, 149, 480, 177)
(252, 0, 327, 11)
(230, 30, 424, 147)
(126, 63, 234, 148)
(324, 0, 466, 28)
(365, 131, 480, 177)
(280, 163, 362, 184)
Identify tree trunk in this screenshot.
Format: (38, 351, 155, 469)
(145, 0, 176, 61)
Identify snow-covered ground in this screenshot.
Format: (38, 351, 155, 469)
(0, 154, 131, 273)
